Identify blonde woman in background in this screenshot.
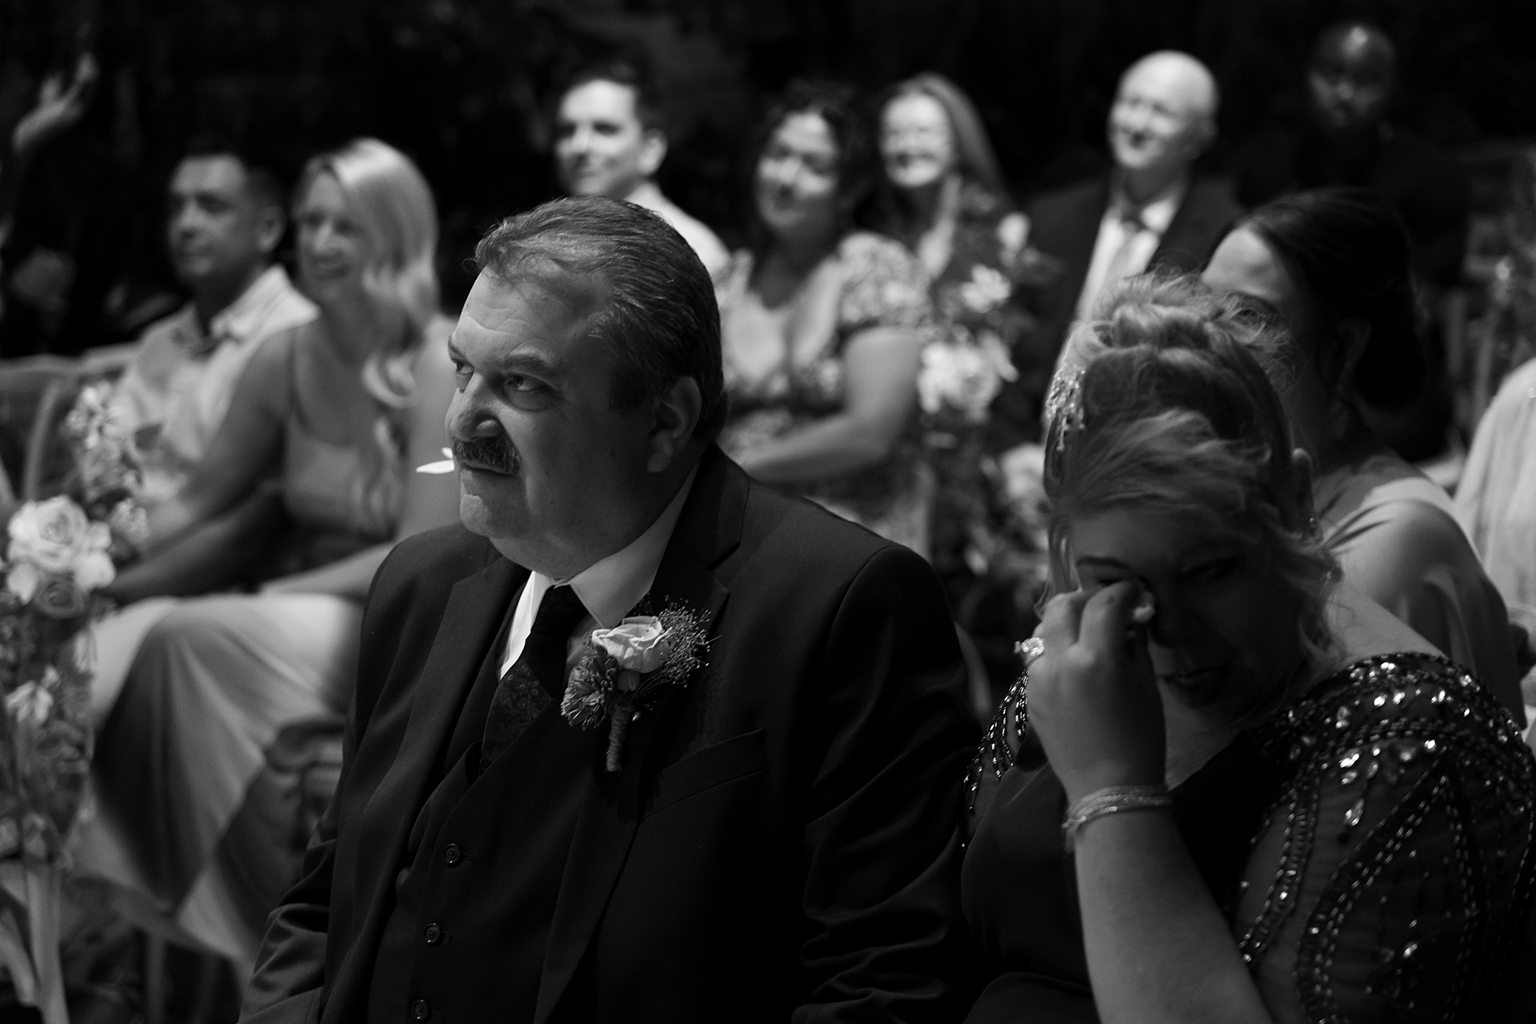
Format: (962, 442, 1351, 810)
(875, 72, 1028, 294)
(75, 138, 459, 975)
(874, 73, 1053, 606)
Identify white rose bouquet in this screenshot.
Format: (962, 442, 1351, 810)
(1, 382, 144, 867)
(918, 323, 1018, 427)
(918, 266, 1021, 431)
(918, 246, 1058, 609)
(560, 604, 709, 771)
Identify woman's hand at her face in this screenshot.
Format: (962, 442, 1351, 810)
(1027, 580, 1166, 802)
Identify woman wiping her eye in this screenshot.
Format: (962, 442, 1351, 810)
(962, 273, 1536, 1024)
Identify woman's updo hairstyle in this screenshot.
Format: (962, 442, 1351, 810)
(1044, 274, 1337, 670)
(1240, 185, 1424, 409)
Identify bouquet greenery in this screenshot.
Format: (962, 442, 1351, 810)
(0, 383, 144, 866)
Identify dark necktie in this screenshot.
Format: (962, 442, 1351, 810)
(1100, 207, 1148, 289)
(481, 585, 588, 769)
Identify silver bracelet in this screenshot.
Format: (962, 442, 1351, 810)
(1062, 784, 1173, 850)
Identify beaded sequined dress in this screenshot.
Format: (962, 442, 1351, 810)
(961, 652, 1536, 1023)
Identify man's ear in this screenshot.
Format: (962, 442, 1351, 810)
(647, 376, 702, 473)
(1184, 115, 1216, 161)
(254, 204, 286, 256)
(638, 129, 668, 180)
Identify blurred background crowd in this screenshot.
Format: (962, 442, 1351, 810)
(0, 0, 1531, 341)
(2, 0, 1533, 678)
(3, 0, 1536, 1019)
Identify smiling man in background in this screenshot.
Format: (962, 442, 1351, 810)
(111, 136, 314, 500)
(989, 50, 1240, 450)
(551, 58, 729, 278)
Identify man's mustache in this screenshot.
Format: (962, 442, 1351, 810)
(451, 437, 518, 474)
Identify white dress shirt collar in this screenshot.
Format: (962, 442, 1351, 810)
(502, 468, 698, 672)
(1108, 172, 1188, 236)
(204, 265, 305, 347)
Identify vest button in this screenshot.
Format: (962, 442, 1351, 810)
(443, 843, 462, 866)
(423, 922, 443, 945)
(411, 998, 431, 1020)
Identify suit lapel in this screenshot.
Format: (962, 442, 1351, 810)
(1153, 180, 1237, 271)
(373, 557, 526, 815)
(1039, 178, 1111, 325)
(342, 553, 525, 989)
(534, 447, 744, 1023)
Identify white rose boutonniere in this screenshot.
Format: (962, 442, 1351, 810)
(593, 619, 673, 673)
(561, 604, 709, 771)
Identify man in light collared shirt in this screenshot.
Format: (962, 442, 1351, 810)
(112, 138, 315, 499)
(990, 51, 1241, 451)
(551, 58, 730, 279)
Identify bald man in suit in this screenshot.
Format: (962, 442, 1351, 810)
(992, 51, 1241, 450)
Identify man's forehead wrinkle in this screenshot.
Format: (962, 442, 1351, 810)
(457, 271, 609, 361)
(486, 256, 611, 316)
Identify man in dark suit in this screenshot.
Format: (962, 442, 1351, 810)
(991, 50, 1241, 450)
(239, 197, 978, 1023)
(1230, 21, 1469, 462)
(1232, 21, 1469, 291)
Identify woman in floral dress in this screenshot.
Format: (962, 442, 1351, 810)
(716, 80, 935, 555)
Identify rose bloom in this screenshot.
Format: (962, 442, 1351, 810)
(8, 496, 114, 583)
(71, 546, 116, 591)
(592, 617, 673, 673)
(920, 341, 1004, 420)
(6, 562, 40, 602)
(917, 341, 965, 415)
(956, 264, 1012, 316)
(31, 575, 90, 619)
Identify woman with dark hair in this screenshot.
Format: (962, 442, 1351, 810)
(963, 274, 1536, 1023)
(717, 80, 935, 554)
(1202, 185, 1523, 716)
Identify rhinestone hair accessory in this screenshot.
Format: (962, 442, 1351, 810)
(1043, 365, 1086, 459)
